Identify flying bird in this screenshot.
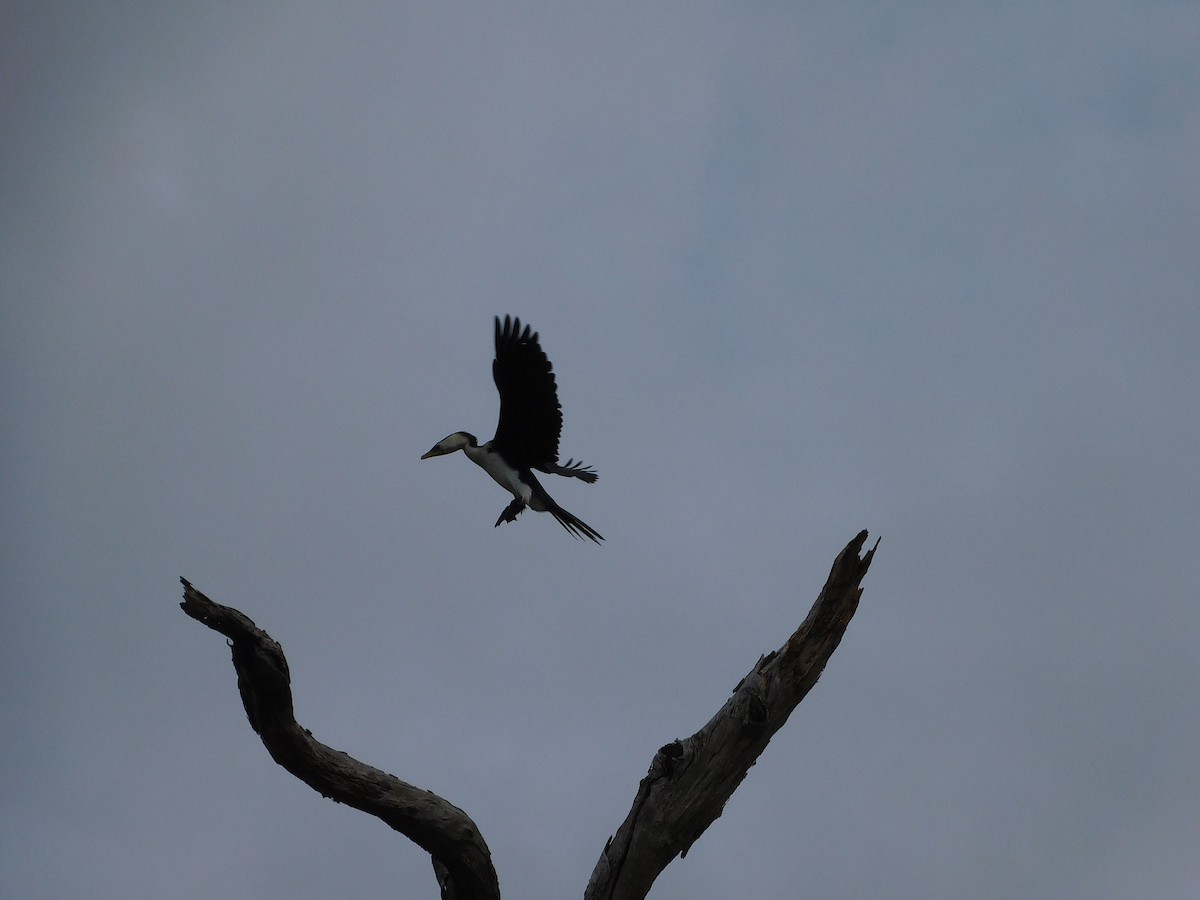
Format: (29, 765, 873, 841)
(421, 315, 603, 543)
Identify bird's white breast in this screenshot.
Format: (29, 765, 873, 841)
(465, 443, 531, 503)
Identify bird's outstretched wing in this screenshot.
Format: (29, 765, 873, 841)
(491, 315, 563, 468)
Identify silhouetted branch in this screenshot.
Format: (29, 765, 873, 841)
(181, 529, 876, 900)
(179, 579, 500, 900)
(584, 530, 878, 900)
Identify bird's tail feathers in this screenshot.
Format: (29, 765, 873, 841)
(496, 493, 602, 543)
(521, 470, 604, 543)
(549, 505, 604, 543)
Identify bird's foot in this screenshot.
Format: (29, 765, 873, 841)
(494, 498, 526, 527)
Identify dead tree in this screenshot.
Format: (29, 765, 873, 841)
(180, 530, 877, 900)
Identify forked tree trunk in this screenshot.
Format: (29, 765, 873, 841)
(180, 530, 877, 899)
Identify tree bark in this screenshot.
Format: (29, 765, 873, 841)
(179, 579, 501, 900)
(583, 530, 878, 900)
(180, 530, 875, 899)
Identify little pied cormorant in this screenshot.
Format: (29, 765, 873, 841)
(421, 315, 603, 543)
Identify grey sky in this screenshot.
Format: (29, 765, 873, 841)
(3, 3, 1198, 898)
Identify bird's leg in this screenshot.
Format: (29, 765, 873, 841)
(494, 497, 526, 527)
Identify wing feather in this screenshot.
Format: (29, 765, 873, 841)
(491, 315, 563, 468)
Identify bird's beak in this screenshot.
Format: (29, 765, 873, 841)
(420, 446, 442, 459)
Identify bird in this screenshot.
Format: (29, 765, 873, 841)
(421, 315, 603, 543)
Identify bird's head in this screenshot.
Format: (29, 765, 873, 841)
(420, 431, 477, 459)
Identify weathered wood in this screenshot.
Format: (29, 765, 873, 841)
(584, 530, 877, 900)
(179, 579, 500, 900)
(180, 529, 875, 899)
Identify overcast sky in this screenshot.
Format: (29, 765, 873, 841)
(3, 3, 1198, 898)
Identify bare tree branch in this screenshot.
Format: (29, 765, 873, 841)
(180, 529, 875, 899)
(179, 579, 500, 900)
(584, 530, 878, 900)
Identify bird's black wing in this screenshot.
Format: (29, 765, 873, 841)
(491, 315, 563, 468)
